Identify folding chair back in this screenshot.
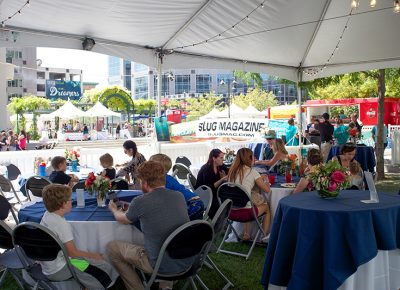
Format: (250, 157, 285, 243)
(6, 164, 21, 181)
(25, 176, 51, 198)
(175, 156, 192, 168)
(12, 222, 83, 288)
(217, 182, 265, 260)
(211, 199, 233, 242)
(217, 182, 250, 209)
(194, 185, 212, 219)
(111, 178, 129, 190)
(72, 180, 86, 192)
(172, 163, 192, 180)
(187, 173, 197, 191)
(0, 196, 15, 249)
(142, 220, 213, 290)
(0, 175, 23, 204)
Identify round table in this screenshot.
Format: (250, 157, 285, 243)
(18, 190, 144, 253)
(262, 190, 400, 290)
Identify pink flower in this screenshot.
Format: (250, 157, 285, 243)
(331, 171, 346, 183)
(328, 182, 337, 192)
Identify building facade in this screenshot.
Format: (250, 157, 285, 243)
(108, 56, 298, 104)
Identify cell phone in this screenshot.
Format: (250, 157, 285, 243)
(108, 191, 121, 208)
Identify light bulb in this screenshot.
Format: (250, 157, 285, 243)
(370, 0, 376, 7)
(351, 0, 359, 8)
(394, 0, 400, 13)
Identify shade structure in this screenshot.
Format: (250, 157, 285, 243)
(199, 108, 222, 120)
(42, 101, 88, 120)
(0, 0, 399, 82)
(243, 104, 266, 118)
(85, 102, 121, 118)
(218, 103, 245, 118)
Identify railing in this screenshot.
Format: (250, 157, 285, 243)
(392, 130, 400, 165)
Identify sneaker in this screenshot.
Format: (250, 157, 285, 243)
(261, 234, 270, 243)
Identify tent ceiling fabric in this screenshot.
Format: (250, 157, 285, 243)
(1, 0, 399, 81)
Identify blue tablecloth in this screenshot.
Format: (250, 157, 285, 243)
(327, 145, 376, 172)
(18, 190, 142, 223)
(261, 190, 400, 290)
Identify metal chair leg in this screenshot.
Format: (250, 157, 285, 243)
(206, 256, 234, 289)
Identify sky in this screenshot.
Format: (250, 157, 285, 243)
(37, 47, 109, 87)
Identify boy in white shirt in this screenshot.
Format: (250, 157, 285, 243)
(40, 184, 117, 289)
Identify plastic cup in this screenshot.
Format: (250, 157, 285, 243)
(268, 174, 276, 185)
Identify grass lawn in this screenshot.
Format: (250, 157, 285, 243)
(3, 173, 398, 289)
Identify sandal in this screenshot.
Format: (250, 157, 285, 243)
(242, 233, 251, 241)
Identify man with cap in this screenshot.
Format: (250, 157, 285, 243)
(317, 113, 334, 162)
(255, 130, 276, 170)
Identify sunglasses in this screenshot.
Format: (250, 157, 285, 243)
(266, 138, 274, 140)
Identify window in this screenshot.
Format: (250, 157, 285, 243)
(108, 56, 121, 77)
(175, 75, 190, 94)
(37, 84, 45, 91)
(134, 76, 148, 99)
(196, 74, 211, 93)
(153, 75, 170, 96)
(134, 62, 148, 72)
(37, 72, 45, 79)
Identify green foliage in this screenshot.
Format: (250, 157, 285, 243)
(234, 70, 263, 88)
(134, 99, 156, 114)
(233, 88, 278, 111)
(186, 92, 224, 120)
(329, 106, 358, 118)
(81, 85, 133, 112)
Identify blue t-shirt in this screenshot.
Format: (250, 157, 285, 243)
(285, 125, 299, 146)
(371, 125, 388, 143)
(165, 175, 197, 202)
(334, 125, 349, 145)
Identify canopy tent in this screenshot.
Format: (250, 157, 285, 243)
(40, 101, 88, 120)
(199, 108, 222, 120)
(1, 0, 399, 82)
(218, 103, 245, 118)
(85, 102, 121, 118)
(243, 105, 266, 118)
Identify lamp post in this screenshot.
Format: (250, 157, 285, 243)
(220, 78, 237, 118)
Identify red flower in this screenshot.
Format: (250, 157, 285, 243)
(328, 181, 337, 191)
(331, 171, 346, 183)
(349, 128, 357, 137)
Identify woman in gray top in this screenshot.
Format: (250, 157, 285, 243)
(116, 140, 146, 185)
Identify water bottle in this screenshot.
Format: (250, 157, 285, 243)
(39, 163, 46, 177)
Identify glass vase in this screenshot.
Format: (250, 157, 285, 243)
(318, 188, 340, 199)
(71, 160, 78, 172)
(96, 190, 106, 207)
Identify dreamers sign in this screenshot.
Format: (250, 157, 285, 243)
(46, 80, 81, 100)
(196, 119, 268, 138)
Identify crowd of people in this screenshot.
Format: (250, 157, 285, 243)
(0, 129, 28, 151)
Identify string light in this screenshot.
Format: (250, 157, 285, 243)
(0, 0, 31, 28)
(173, 0, 267, 50)
(303, 9, 354, 77)
(351, 0, 360, 8)
(370, 0, 377, 7)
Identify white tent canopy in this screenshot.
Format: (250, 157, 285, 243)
(199, 108, 221, 120)
(243, 105, 266, 118)
(0, 0, 399, 82)
(85, 102, 121, 118)
(41, 101, 88, 120)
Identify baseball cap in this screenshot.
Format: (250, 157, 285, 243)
(265, 130, 276, 139)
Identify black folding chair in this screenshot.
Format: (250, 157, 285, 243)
(0, 175, 25, 205)
(0, 195, 26, 289)
(72, 180, 86, 192)
(187, 173, 197, 192)
(172, 163, 192, 184)
(12, 222, 87, 290)
(175, 156, 192, 168)
(217, 182, 266, 260)
(194, 185, 213, 220)
(111, 178, 129, 190)
(140, 220, 214, 290)
(197, 199, 234, 290)
(6, 164, 21, 181)
(25, 176, 51, 200)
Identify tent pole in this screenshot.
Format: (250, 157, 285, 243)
(297, 69, 303, 162)
(157, 54, 162, 118)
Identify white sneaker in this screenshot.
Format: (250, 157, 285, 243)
(261, 234, 270, 243)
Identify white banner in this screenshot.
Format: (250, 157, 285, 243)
(196, 118, 268, 138)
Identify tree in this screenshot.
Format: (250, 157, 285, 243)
(234, 71, 263, 88)
(233, 88, 278, 111)
(186, 93, 224, 121)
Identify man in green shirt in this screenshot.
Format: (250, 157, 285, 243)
(371, 124, 388, 149)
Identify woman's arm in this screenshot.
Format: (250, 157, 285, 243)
(255, 176, 271, 193)
(293, 177, 309, 194)
(64, 240, 103, 260)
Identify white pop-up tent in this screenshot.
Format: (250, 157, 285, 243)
(41, 101, 88, 120)
(85, 102, 121, 118)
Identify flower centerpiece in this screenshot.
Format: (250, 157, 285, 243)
(65, 149, 80, 172)
(308, 160, 350, 199)
(85, 172, 112, 207)
(224, 148, 236, 163)
(280, 154, 298, 182)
